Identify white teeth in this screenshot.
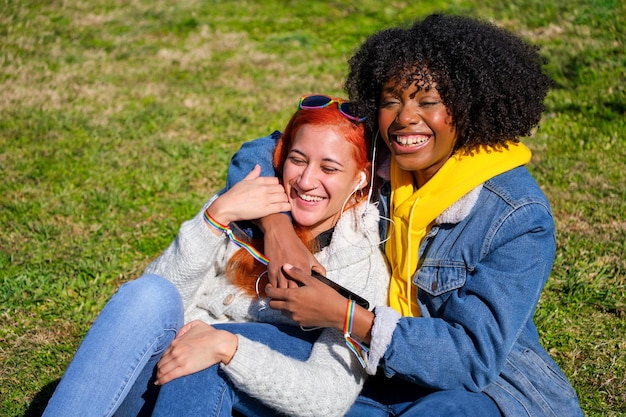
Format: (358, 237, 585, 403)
(299, 193, 323, 202)
(396, 135, 429, 146)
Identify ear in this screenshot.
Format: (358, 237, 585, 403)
(359, 172, 367, 188)
(354, 171, 367, 192)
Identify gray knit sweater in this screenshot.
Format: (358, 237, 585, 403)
(144, 196, 390, 417)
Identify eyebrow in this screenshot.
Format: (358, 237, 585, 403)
(289, 149, 345, 167)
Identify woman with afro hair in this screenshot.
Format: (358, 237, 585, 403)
(200, 13, 585, 417)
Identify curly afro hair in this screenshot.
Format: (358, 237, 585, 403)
(345, 14, 552, 152)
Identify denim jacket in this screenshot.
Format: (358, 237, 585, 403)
(227, 133, 583, 417)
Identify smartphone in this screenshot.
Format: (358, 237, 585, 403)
(310, 270, 370, 309)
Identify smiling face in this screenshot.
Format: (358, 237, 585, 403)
(378, 79, 457, 187)
(282, 124, 363, 237)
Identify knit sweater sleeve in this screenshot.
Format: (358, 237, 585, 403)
(143, 195, 230, 307)
(222, 328, 365, 417)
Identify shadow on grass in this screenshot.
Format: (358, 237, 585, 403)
(23, 379, 59, 417)
(22, 379, 248, 417)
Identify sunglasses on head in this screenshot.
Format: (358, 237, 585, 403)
(298, 94, 366, 123)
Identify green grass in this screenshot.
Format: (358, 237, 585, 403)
(1, 0, 624, 415)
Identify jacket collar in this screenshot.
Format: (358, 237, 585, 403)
(435, 184, 483, 225)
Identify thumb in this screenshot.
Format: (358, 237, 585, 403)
(243, 164, 262, 181)
(281, 263, 309, 286)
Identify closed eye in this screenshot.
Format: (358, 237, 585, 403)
(321, 165, 339, 173)
(287, 156, 307, 165)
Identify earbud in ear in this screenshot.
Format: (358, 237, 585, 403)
(353, 172, 367, 193)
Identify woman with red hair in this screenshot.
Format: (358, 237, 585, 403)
(43, 95, 390, 417)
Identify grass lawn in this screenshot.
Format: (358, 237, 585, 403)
(1, 0, 624, 416)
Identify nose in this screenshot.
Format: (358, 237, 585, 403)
(396, 101, 421, 127)
(296, 165, 319, 191)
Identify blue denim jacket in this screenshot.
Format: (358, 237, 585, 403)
(227, 133, 583, 417)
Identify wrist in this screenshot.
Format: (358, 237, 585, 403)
(203, 207, 230, 237)
(342, 299, 371, 368)
(205, 203, 232, 226)
(219, 332, 239, 365)
(351, 305, 375, 344)
(331, 296, 348, 330)
(257, 212, 291, 234)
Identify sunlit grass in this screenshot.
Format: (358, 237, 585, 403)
(1, 0, 624, 415)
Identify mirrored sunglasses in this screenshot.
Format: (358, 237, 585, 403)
(299, 94, 366, 122)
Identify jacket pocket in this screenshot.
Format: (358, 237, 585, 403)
(414, 261, 467, 296)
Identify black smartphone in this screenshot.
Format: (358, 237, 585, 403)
(310, 270, 370, 309)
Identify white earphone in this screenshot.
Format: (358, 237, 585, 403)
(354, 172, 367, 192)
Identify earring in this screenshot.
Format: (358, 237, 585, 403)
(355, 188, 365, 201)
(255, 271, 268, 311)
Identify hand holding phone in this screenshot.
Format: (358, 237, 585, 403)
(310, 270, 370, 309)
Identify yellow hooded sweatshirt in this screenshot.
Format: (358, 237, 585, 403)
(385, 143, 532, 317)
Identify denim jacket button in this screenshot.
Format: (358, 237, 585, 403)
(223, 293, 235, 305)
(431, 281, 439, 291)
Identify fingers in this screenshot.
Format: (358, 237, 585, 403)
(263, 224, 320, 288)
(265, 270, 346, 328)
(155, 325, 238, 385)
(156, 342, 187, 385)
(264, 264, 311, 301)
(240, 179, 289, 209)
(155, 355, 190, 385)
(267, 262, 289, 288)
(280, 263, 311, 286)
(212, 177, 290, 223)
(156, 322, 207, 385)
(266, 263, 300, 288)
(242, 164, 262, 180)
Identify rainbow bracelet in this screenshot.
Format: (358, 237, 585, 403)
(202, 209, 270, 266)
(343, 299, 369, 368)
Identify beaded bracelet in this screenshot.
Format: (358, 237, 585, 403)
(343, 299, 369, 368)
(203, 208, 270, 265)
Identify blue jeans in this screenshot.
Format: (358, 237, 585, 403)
(42, 274, 184, 417)
(43, 272, 501, 417)
(347, 373, 502, 417)
(152, 323, 322, 417)
(152, 324, 501, 417)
